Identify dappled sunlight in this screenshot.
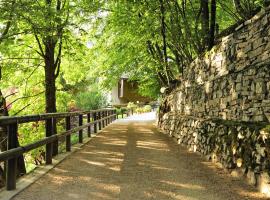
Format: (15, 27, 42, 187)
(79, 159, 106, 167)
(136, 140, 170, 152)
(13, 113, 269, 200)
(236, 190, 268, 199)
(137, 160, 173, 171)
(102, 141, 127, 146)
(90, 181, 120, 194)
(81, 151, 124, 157)
(155, 189, 199, 200)
(136, 145, 168, 151)
(47, 174, 74, 185)
(137, 140, 168, 147)
(160, 180, 205, 190)
(53, 167, 69, 173)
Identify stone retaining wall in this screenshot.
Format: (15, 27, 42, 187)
(159, 7, 270, 196)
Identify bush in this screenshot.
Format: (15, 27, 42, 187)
(127, 102, 138, 110)
(75, 90, 107, 111)
(116, 108, 122, 115)
(120, 107, 127, 112)
(116, 107, 128, 115)
(135, 107, 143, 113)
(143, 105, 152, 112)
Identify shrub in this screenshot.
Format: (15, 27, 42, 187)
(135, 107, 144, 113)
(75, 90, 107, 111)
(143, 105, 152, 112)
(116, 108, 122, 115)
(127, 102, 138, 110)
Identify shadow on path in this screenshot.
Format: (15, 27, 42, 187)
(12, 113, 267, 200)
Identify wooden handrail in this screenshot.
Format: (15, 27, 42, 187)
(0, 114, 116, 162)
(0, 108, 117, 191)
(0, 108, 115, 126)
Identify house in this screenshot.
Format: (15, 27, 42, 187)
(110, 77, 151, 106)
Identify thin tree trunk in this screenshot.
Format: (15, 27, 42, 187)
(201, 0, 210, 51)
(159, 0, 171, 86)
(209, 0, 216, 50)
(233, 0, 248, 19)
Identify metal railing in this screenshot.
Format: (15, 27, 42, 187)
(0, 108, 117, 191)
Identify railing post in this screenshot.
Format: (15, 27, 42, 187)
(87, 113, 91, 137)
(102, 111, 105, 128)
(52, 118, 58, 156)
(66, 116, 71, 152)
(6, 123, 18, 190)
(108, 110, 111, 124)
(45, 118, 53, 165)
(98, 111, 102, 130)
(105, 110, 108, 126)
(93, 112, 97, 133)
(79, 114, 83, 143)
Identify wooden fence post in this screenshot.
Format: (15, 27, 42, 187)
(108, 110, 111, 124)
(106, 110, 108, 126)
(93, 112, 97, 133)
(6, 123, 18, 190)
(79, 114, 83, 143)
(87, 113, 91, 137)
(98, 112, 102, 130)
(102, 111, 105, 128)
(45, 118, 53, 165)
(66, 116, 71, 152)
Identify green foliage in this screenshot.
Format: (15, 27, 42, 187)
(0, 0, 268, 173)
(143, 105, 152, 113)
(75, 89, 107, 111)
(135, 105, 152, 113)
(127, 102, 138, 110)
(19, 122, 45, 168)
(116, 108, 121, 115)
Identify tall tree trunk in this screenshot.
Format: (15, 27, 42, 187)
(44, 39, 58, 156)
(201, 0, 210, 51)
(209, 0, 216, 50)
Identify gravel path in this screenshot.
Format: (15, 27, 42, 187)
(13, 113, 267, 200)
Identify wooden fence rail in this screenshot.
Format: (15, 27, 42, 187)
(0, 108, 117, 191)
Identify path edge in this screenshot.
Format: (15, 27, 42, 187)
(0, 128, 108, 200)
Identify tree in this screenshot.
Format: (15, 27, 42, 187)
(0, 0, 26, 187)
(12, 0, 104, 155)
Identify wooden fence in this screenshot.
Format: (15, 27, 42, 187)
(0, 109, 117, 191)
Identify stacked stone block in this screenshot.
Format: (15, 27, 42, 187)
(159, 7, 270, 194)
